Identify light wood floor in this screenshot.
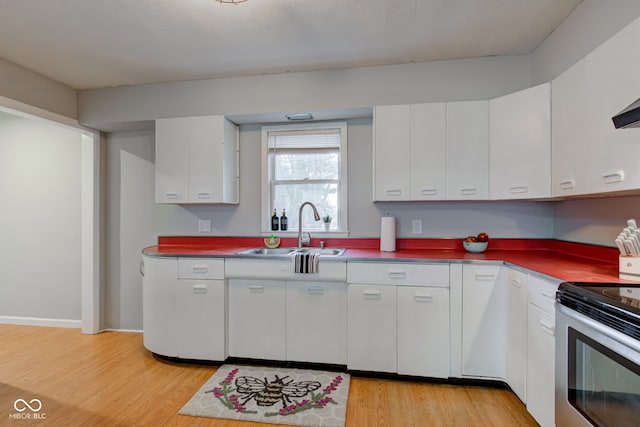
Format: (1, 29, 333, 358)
(0, 325, 538, 426)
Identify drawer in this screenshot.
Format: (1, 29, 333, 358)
(347, 262, 449, 287)
(527, 274, 559, 315)
(178, 258, 225, 279)
(225, 258, 347, 281)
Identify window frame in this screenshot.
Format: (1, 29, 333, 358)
(261, 121, 348, 236)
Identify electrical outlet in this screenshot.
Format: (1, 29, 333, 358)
(411, 219, 423, 234)
(198, 220, 211, 233)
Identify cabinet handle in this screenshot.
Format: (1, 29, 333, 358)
(510, 278, 522, 288)
(459, 187, 477, 195)
(165, 192, 179, 199)
(559, 179, 575, 190)
(420, 188, 437, 195)
(363, 290, 382, 300)
(307, 286, 325, 295)
(541, 291, 555, 300)
(192, 266, 209, 274)
(414, 294, 433, 303)
(387, 270, 407, 279)
(509, 186, 528, 194)
(539, 319, 555, 336)
(196, 192, 211, 199)
(474, 273, 495, 281)
(249, 285, 264, 293)
(192, 284, 208, 294)
(139, 261, 145, 277)
(602, 170, 625, 184)
(385, 189, 402, 196)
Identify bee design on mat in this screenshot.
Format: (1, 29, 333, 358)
(235, 375, 321, 407)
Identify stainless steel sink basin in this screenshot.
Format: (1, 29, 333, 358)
(237, 247, 345, 257)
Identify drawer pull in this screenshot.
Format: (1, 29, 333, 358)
(510, 278, 522, 288)
(307, 286, 325, 295)
(602, 170, 625, 184)
(249, 285, 264, 293)
(388, 271, 407, 279)
(192, 266, 209, 274)
(541, 291, 555, 300)
(539, 319, 555, 336)
(559, 179, 575, 190)
(414, 294, 433, 303)
(192, 284, 208, 294)
(475, 273, 495, 281)
(420, 188, 437, 195)
(364, 290, 382, 300)
(385, 189, 402, 196)
(459, 187, 477, 196)
(197, 192, 211, 199)
(509, 186, 528, 194)
(165, 192, 179, 199)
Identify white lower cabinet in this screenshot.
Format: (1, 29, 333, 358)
(526, 275, 558, 427)
(347, 284, 397, 372)
(286, 281, 347, 365)
(228, 279, 286, 360)
(461, 265, 505, 378)
(142, 255, 178, 358)
(504, 267, 528, 402)
(397, 286, 450, 377)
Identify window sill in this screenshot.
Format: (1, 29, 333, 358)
(261, 231, 350, 238)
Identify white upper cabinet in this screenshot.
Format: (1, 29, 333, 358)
(446, 101, 490, 200)
(490, 83, 551, 200)
(551, 59, 588, 197)
(373, 104, 412, 201)
(410, 103, 447, 200)
(582, 16, 640, 194)
(155, 115, 239, 204)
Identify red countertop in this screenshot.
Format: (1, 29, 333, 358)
(143, 236, 629, 283)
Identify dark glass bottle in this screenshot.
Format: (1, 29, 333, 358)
(271, 209, 279, 231)
(280, 209, 288, 231)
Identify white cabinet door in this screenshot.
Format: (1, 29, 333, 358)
(347, 284, 397, 373)
(142, 255, 178, 357)
(155, 118, 188, 203)
(228, 279, 286, 360)
(526, 303, 556, 427)
(373, 105, 411, 201)
(461, 265, 504, 378)
(583, 17, 640, 194)
(176, 279, 226, 361)
(397, 286, 450, 378)
(490, 83, 551, 200)
(286, 281, 347, 365)
(551, 59, 588, 197)
(446, 101, 490, 200)
(155, 115, 239, 204)
(504, 268, 528, 402)
(410, 103, 447, 200)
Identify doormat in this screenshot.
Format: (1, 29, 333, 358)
(179, 364, 350, 427)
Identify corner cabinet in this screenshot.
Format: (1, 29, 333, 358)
(155, 115, 239, 204)
(141, 255, 227, 361)
(490, 83, 551, 200)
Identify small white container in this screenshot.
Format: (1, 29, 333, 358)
(463, 241, 488, 253)
(619, 256, 640, 281)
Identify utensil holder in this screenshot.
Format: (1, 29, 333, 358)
(619, 255, 640, 280)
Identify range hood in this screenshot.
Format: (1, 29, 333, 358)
(612, 98, 640, 129)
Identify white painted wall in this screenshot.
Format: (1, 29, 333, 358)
(0, 113, 81, 322)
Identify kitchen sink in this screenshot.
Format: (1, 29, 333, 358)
(237, 247, 345, 257)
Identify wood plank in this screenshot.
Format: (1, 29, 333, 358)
(0, 325, 538, 426)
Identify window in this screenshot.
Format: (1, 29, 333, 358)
(262, 122, 347, 233)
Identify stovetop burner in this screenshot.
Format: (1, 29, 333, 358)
(557, 282, 640, 340)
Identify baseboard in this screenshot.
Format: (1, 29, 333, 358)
(100, 328, 143, 334)
(0, 316, 82, 329)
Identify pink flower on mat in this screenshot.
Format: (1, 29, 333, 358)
(211, 387, 223, 398)
(221, 368, 239, 385)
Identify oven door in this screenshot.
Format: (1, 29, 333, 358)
(556, 304, 640, 427)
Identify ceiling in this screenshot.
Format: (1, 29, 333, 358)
(0, 0, 582, 90)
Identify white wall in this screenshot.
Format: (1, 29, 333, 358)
(0, 113, 82, 322)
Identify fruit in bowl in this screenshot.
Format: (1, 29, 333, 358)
(463, 232, 489, 253)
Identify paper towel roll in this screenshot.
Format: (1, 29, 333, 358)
(380, 216, 396, 252)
